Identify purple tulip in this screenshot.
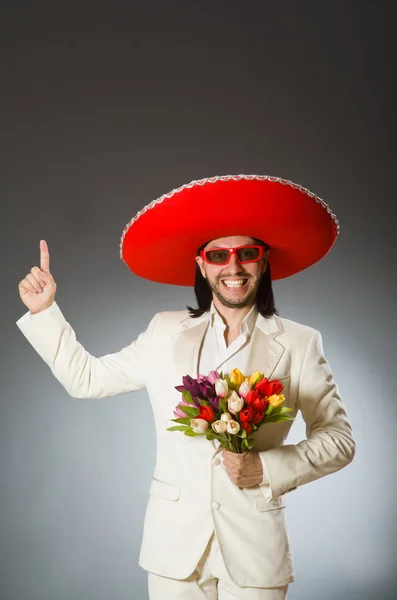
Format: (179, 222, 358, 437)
(175, 373, 218, 409)
(209, 396, 220, 410)
(198, 381, 216, 400)
(182, 375, 201, 398)
(191, 396, 201, 408)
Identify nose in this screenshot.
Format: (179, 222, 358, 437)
(228, 253, 243, 272)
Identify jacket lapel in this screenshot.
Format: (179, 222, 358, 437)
(246, 313, 286, 380)
(172, 311, 286, 381)
(172, 313, 210, 380)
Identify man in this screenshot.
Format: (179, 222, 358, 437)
(17, 175, 356, 599)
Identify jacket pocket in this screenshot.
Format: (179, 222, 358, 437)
(254, 495, 286, 512)
(270, 374, 294, 409)
(149, 477, 180, 502)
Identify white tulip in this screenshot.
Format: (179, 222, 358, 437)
(220, 412, 233, 422)
(238, 378, 252, 399)
(215, 378, 229, 398)
(227, 390, 244, 414)
(226, 420, 241, 435)
(211, 420, 227, 434)
(190, 418, 209, 433)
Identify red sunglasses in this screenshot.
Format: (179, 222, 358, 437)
(200, 245, 265, 265)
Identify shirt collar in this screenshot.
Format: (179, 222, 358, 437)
(209, 302, 259, 336)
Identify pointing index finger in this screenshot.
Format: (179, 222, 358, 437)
(40, 239, 50, 273)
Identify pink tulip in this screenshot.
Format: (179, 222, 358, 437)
(207, 370, 220, 385)
(173, 400, 191, 419)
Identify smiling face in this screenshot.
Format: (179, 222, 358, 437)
(195, 235, 270, 310)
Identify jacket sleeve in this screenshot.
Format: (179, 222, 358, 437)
(257, 452, 273, 500)
(16, 301, 158, 399)
(258, 329, 356, 501)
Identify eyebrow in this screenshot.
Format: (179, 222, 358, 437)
(205, 244, 254, 249)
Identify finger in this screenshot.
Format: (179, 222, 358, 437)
(31, 266, 46, 287)
(18, 279, 34, 295)
(223, 451, 244, 464)
(40, 239, 50, 273)
(26, 272, 43, 292)
(222, 449, 236, 459)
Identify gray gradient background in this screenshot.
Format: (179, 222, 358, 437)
(2, 2, 396, 599)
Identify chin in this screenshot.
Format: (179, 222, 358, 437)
(216, 292, 255, 309)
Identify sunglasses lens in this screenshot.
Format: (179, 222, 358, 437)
(236, 247, 261, 262)
(205, 249, 230, 263)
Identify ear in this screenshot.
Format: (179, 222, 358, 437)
(196, 255, 206, 279)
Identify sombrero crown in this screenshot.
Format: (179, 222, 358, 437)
(120, 174, 339, 286)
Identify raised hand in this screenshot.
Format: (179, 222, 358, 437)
(18, 240, 57, 314)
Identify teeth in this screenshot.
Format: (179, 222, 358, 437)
(223, 279, 246, 288)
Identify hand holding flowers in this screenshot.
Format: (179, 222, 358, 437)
(221, 448, 264, 488)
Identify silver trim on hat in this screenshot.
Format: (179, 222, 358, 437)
(119, 174, 340, 262)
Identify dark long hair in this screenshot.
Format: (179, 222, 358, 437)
(186, 238, 279, 318)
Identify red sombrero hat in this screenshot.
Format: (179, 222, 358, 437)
(119, 174, 339, 286)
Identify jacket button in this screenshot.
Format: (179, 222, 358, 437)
(213, 458, 221, 466)
(212, 501, 221, 510)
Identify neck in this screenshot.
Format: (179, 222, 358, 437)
(212, 297, 255, 331)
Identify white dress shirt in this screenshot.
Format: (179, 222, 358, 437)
(198, 302, 272, 490)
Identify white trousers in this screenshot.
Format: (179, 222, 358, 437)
(147, 531, 290, 599)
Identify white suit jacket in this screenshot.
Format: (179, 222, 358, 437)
(16, 301, 355, 588)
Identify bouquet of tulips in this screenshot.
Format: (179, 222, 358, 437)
(167, 368, 295, 453)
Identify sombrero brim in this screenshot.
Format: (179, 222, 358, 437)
(119, 175, 339, 285)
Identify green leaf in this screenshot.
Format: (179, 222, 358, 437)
(218, 438, 230, 448)
(166, 425, 190, 431)
(198, 399, 211, 407)
(171, 417, 191, 425)
(267, 406, 293, 417)
(178, 405, 200, 418)
(184, 429, 204, 437)
(182, 390, 195, 405)
(206, 429, 227, 442)
(225, 375, 236, 391)
(267, 405, 291, 414)
(264, 415, 296, 423)
(219, 398, 228, 413)
(238, 428, 247, 438)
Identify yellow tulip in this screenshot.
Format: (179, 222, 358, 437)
(249, 370, 264, 387)
(268, 393, 285, 407)
(229, 368, 245, 387)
